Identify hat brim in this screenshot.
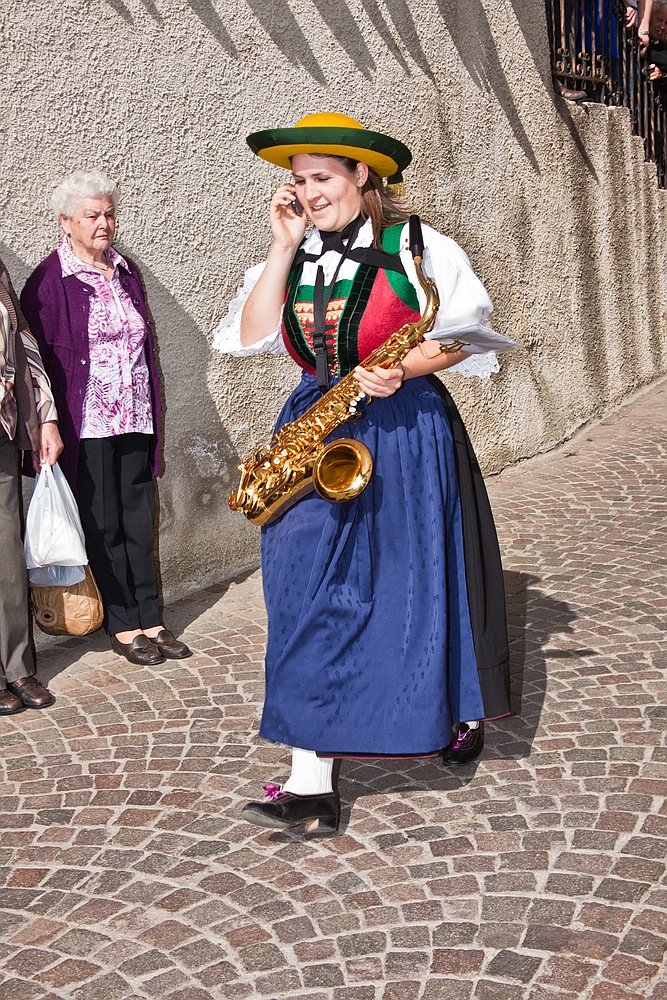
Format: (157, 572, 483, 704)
(247, 126, 412, 179)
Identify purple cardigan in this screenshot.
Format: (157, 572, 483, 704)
(20, 249, 162, 490)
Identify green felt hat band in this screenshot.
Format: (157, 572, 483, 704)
(247, 125, 412, 178)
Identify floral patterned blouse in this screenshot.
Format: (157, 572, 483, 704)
(58, 237, 153, 438)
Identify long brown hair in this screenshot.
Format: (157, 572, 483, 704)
(304, 154, 409, 249)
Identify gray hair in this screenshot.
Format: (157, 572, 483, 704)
(50, 170, 120, 218)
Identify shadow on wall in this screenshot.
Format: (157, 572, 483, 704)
(101, 0, 543, 166)
(359, 0, 427, 78)
(101, 0, 163, 25)
(125, 251, 250, 585)
(101, 0, 238, 54)
(431, 0, 540, 172)
(507, 0, 600, 180)
(506, 0, 554, 90)
(244, 0, 434, 82)
(187, 0, 238, 54)
(0, 245, 29, 291)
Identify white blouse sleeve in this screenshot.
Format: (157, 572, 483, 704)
(211, 262, 287, 357)
(399, 224, 508, 379)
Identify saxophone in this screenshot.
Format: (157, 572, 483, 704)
(228, 216, 466, 526)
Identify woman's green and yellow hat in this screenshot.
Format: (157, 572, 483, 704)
(246, 112, 412, 185)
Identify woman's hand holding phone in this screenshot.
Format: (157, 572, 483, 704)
(270, 183, 307, 249)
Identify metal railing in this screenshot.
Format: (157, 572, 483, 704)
(546, 1, 667, 186)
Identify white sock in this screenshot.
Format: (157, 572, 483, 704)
(460, 721, 480, 730)
(282, 747, 334, 796)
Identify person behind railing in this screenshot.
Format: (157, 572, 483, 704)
(553, 0, 623, 103)
(626, 0, 654, 51)
(626, 1, 639, 29)
(644, 0, 667, 79)
(625, 0, 667, 76)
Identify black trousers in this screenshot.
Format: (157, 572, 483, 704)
(0, 427, 36, 686)
(77, 434, 159, 635)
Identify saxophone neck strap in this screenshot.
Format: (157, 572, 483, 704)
(312, 215, 365, 394)
(293, 220, 409, 278)
(295, 246, 408, 276)
(301, 216, 417, 395)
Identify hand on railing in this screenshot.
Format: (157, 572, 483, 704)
(625, 0, 667, 79)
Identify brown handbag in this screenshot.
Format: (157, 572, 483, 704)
(31, 565, 104, 636)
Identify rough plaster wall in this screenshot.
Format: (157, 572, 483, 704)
(1, 0, 666, 596)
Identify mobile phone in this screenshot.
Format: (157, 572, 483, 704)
(290, 195, 303, 216)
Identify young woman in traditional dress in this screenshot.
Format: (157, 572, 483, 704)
(214, 113, 517, 834)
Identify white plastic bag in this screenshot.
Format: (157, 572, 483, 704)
(24, 463, 88, 572)
(28, 565, 86, 587)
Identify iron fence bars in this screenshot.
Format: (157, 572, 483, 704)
(546, 0, 667, 187)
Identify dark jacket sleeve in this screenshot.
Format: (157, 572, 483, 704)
(20, 257, 90, 486)
(21, 261, 63, 365)
(0, 260, 41, 453)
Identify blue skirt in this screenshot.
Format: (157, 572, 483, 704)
(259, 371, 486, 756)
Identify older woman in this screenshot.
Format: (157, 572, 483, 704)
(20, 170, 191, 665)
(214, 113, 518, 834)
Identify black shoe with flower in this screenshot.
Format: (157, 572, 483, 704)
(442, 721, 484, 765)
(242, 784, 340, 834)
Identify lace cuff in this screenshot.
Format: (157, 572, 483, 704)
(212, 263, 286, 357)
(448, 352, 500, 379)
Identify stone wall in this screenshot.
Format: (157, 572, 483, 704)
(2, 0, 666, 595)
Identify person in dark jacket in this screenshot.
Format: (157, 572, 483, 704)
(0, 257, 61, 713)
(21, 171, 191, 666)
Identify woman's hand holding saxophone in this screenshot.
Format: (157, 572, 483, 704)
(353, 363, 405, 398)
(354, 342, 468, 398)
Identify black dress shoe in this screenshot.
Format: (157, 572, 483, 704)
(147, 629, 192, 659)
(111, 634, 165, 666)
(0, 688, 26, 715)
(442, 721, 484, 765)
(242, 785, 340, 834)
(7, 677, 55, 709)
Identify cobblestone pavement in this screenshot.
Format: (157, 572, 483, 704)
(1, 378, 666, 1000)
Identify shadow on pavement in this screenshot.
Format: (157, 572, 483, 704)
(304, 569, 585, 831)
(31, 566, 260, 689)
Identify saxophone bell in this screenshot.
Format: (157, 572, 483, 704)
(312, 438, 373, 503)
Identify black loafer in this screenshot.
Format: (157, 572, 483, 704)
(242, 786, 340, 835)
(442, 721, 484, 765)
(7, 677, 55, 709)
(147, 629, 192, 659)
(111, 634, 165, 666)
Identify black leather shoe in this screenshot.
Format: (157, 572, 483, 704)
(442, 722, 484, 765)
(111, 634, 165, 666)
(147, 629, 192, 659)
(242, 786, 340, 834)
(0, 688, 26, 714)
(7, 677, 55, 709)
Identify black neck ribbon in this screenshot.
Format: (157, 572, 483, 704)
(311, 215, 365, 394)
